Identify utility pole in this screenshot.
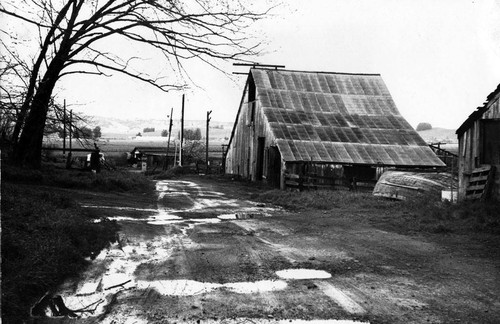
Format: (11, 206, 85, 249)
(63, 99, 66, 155)
(206, 110, 212, 174)
(66, 110, 73, 169)
(164, 108, 173, 170)
(180, 94, 185, 166)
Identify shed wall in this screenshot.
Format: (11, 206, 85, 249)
(458, 95, 500, 200)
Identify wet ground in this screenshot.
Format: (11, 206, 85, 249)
(33, 176, 500, 324)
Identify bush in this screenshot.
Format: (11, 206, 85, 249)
(1, 184, 119, 322)
(416, 122, 432, 131)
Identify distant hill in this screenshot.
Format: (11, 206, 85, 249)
(417, 127, 457, 144)
(90, 116, 233, 141)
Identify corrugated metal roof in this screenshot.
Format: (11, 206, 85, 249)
(251, 69, 444, 167)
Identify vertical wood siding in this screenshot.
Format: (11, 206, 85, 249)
(458, 95, 500, 200)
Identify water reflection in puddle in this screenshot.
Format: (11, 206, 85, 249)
(276, 269, 332, 280)
(217, 212, 270, 220)
(136, 279, 288, 296)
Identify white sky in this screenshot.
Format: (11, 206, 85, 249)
(12, 0, 500, 129)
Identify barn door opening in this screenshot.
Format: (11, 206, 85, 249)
(481, 120, 500, 165)
(256, 137, 265, 180)
(268, 146, 281, 187)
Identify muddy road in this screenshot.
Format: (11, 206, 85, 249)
(35, 177, 500, 324)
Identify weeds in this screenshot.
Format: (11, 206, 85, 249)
(401, 197, 500, 234)
(1, 184, 120, 322)
(150, 166, 187, 180)
(256, 188, 500, 235)
(256, 189, 395, 211)
(2, 164, 154, 192)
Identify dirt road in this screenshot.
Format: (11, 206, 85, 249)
(36, 176, 500, 324)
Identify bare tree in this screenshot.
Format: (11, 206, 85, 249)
(0, 0, 268, 168)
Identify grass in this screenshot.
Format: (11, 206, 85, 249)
(2, 164, 155, 192)
(1, 183, 120, 323)
(149, 166, 189, 179)
(1, 163, 156, 323)
(256, 189, 500, 235)
(256, 189, 395, 211)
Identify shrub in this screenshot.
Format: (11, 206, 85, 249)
(416, 122, 432, 131)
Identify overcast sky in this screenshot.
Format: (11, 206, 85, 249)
(54, 0, 500, 129)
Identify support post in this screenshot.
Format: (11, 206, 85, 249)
(63, 99, 66, 155)
(206, 110, 212, 174)
(280, 160, 286, 190)
(66, 110, 72, 169)
(164, 108, 173, 170)
(180, 94, 185, 166)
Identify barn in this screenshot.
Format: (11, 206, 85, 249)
(225, 68, 445, 190)
(456, 84, 500, 200)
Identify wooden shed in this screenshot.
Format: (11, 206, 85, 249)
(225, 68, 445, 190)
(456, 84, 500, 200)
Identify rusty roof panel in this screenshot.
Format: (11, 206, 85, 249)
(251, 69, 444, 167)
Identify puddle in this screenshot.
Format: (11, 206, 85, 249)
(223, 280, 288, 294)
(147, 218, 221, 226)
(82, 205, 158, 212)
(275, 321, 369, 324)
(217, 212, 271, 220)
(88, 179, 280, 227)
(137, 280, 221, 296)
(218, 214, 238, 220)
(136, 279, 288, 296)
(276, 269, 332, 280)
(35, 179, 286, 319)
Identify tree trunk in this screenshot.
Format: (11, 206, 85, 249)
(13, 54, 67, 168)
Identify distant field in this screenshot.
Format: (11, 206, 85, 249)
(43, 138, 229, 159)
(417, 127, 457, 144)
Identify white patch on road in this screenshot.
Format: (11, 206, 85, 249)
(276, 320, 369, 324)
(157, 318, 369, 324)
(137, 279, 288, 296)
(313, 281, 366, 315)
(217, 213, 238, 220)
(82, 205, 158, 212)
(224, 280, 288, 294)
(137, 279, 222, 296)
(276, 269, 332, 280)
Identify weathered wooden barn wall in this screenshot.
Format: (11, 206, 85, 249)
(225, 76, 278, 182)
(225, 83, 251, 177)
(457, 86, 500, 200)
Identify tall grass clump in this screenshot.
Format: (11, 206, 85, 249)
(150, 166, 187, 180)
(399, 194, 500, 234)
(90, 171, 155, 192)
(256, 189, 394, 211)
(1, 184, 119, 323)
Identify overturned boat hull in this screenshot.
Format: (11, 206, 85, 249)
(373, 171, 457, 200)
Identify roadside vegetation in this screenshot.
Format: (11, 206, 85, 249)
(256, 189, 500, 235)
(1, 164, 155, 323)
(2, 164, 155, 192)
